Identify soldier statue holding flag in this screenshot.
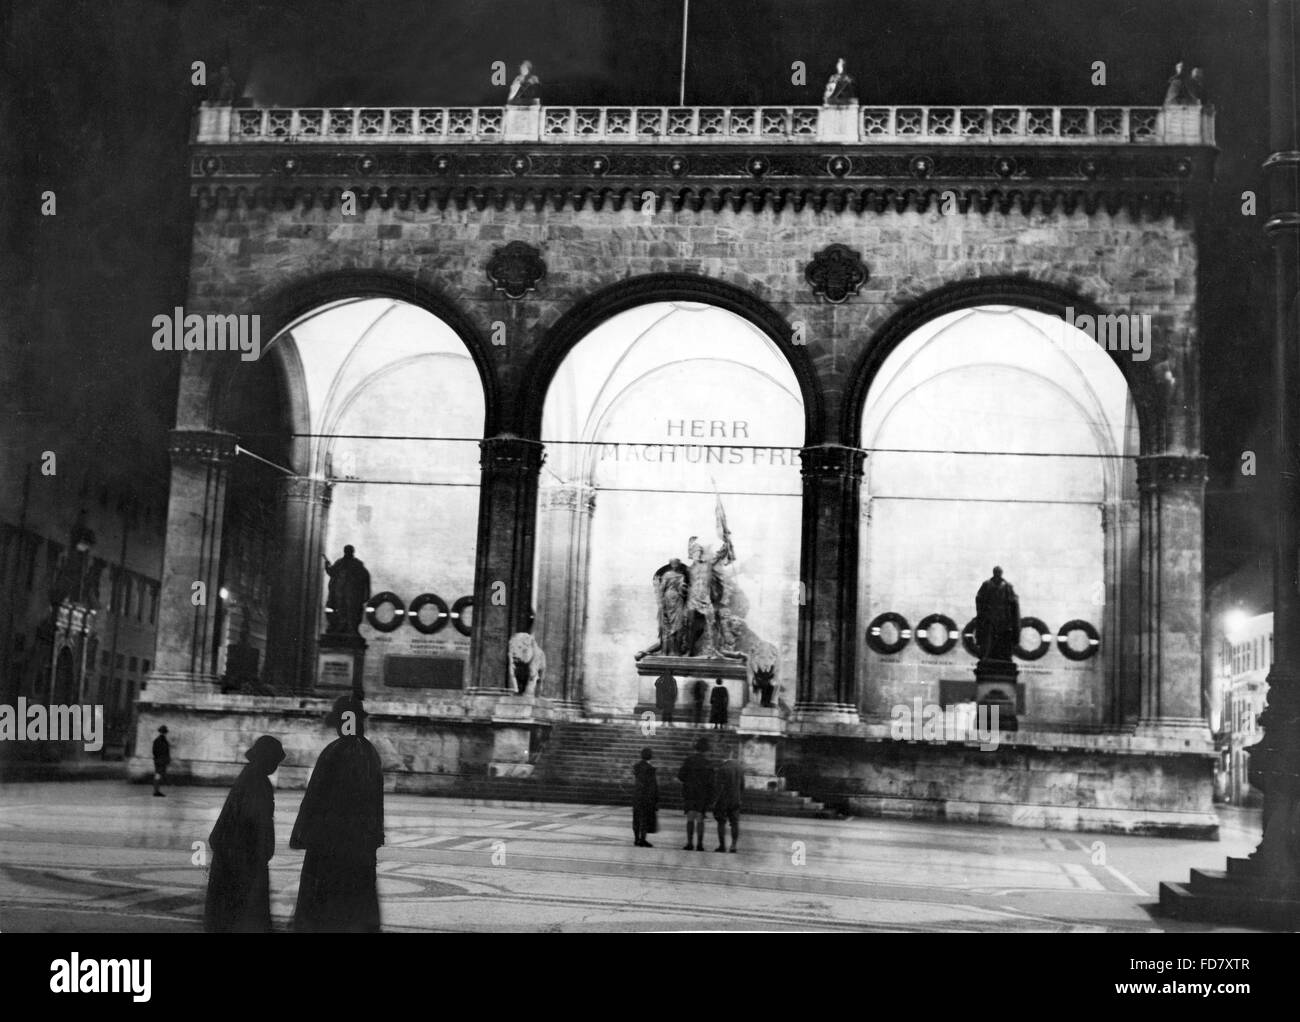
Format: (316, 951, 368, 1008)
(684, 494, 742, 658)
(635, 492, 746, 662)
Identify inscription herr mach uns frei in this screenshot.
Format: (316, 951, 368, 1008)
(598, 420, 799, 466)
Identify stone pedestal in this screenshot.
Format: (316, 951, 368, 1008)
(317, 633, 366, 696)
(737, 712, 785, 791)
(503, 105, 541, 140)
(635, 655, 747, 720)
(974, 660, 1020, 732)
(818, 103, 859, 142)
(194, 102, 233, 142)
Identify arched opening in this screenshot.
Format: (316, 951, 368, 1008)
(216, 297, 486, 694)
(535, 301, 806, 715)
(857, 305, 1140, 728)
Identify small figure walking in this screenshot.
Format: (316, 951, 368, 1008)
(204, 735, 285, 932)
(709, 678, 729, 730)
(654, 670, 678, 725)
(678, 738, 714, 851)
(152, 726, 171, 797)
(713, 749, 743, 853)
(632, 747, 658, 847)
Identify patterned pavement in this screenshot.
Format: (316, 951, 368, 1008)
(0, 781, 1266, 932)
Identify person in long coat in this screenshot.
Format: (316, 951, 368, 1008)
(632, 747, 658, 847)
(290, 696, 385, 932)
(709, 679, 730, 729)
(677, 738, 714, 851)
(204, 735, 286, 932)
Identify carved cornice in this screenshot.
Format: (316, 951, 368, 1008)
(799, 444, 866, 480)
(1136, 453, 1209, 491)
(169, 429, 237, 466)
(189, 144, 1214, 218)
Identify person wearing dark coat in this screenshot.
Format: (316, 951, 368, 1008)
(709, 679, 730, 729)
(632, 747, 658, 847)
(691, 678, 707, 725)
(290, 696, 385, 932)
(713, 750, 743, 853)
(204, 735, 286, 932)
(677, 738, 714, 851)
(654, 671, 678, 725)
(152, 726, 171, 796)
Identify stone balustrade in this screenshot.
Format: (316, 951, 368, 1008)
(196, 102, 1215, 146)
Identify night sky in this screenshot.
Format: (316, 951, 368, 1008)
(0, 0, 1277, 580)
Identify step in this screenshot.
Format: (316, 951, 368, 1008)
(1159, 880, 1300, 929)
(1226, 856, 1262, 879)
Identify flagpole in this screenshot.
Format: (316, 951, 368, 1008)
(678, 0, 689, 105)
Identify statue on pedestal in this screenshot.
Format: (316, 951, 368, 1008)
(1163, 61, 1194, 105)
(974, 566, 1020, 663)
(323, 546, 371, 635)
(508, 632, 547, 695)
(635, 498, 756, 672)
(507, 60, 541, 105)
(822, 57, 857, 106)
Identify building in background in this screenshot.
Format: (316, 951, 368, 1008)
(0, 442, 166, 763)
(1206, 559, 1271, 805)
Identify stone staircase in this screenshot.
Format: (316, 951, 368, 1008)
(462, 721, 831, 818)
(1159, 856, 1300, 930)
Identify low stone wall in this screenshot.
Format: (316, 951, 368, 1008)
(128, 685, 560, 793)
(779, 730, 1219, 838)
(129, 683, 1218, 838)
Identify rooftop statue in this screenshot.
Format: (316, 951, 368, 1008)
(822, 57, 857, 106)
(1163, 60, 1195, 105)
(508, 60, 541, 106)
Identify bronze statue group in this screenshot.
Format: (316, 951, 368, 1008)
(202, 694, 384, 933)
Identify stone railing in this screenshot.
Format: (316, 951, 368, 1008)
(196, 102, 1215, 146)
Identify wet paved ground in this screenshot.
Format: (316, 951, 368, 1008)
(0, 782, 1267, 932)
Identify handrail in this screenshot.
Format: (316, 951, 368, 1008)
(195, 103, 1215, 146)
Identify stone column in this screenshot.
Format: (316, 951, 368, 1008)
(793, 444, 864, 724)
(1252, 0, 1300, 890)
(534, 483, 596, 708)
(151, 429, 237, 689)
(264, 475, 332, 693)
(1135, 454, 1211, 737)
(468, 436, 545, 691)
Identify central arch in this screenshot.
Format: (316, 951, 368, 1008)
(519, 273, 825, 443)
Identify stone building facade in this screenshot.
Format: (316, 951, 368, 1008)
(134, 101, 1220, 835)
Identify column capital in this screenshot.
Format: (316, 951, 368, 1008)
(798, 443, 865, 480)
(279, 474, 332, 507)
(168, 429, 237, 466)
(540, 483, 596, 514)
(480, 435, 546, 474)
(1136, 453, 1208, 492)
